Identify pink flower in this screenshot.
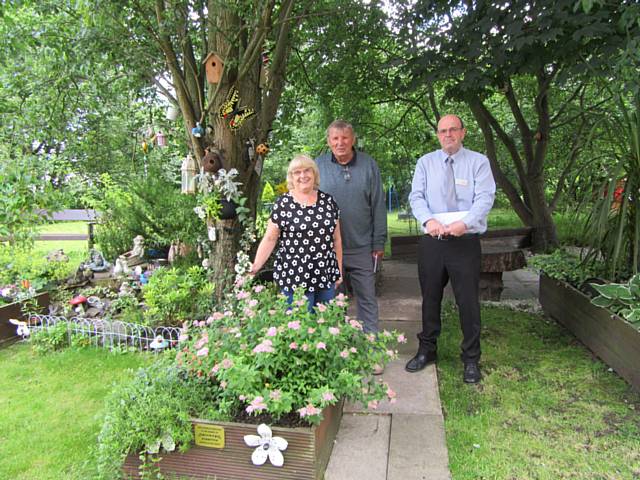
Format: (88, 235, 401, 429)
(211, 363, 220, 374)
(316, 342, 326, 350)
(221, 358, 234, 369)
(349, 319, 363, 331)
(383, 330, 392, 337)
(266, 326, 278, 337)
(178, 333, 189, 343)
(253, 285, 265, 293)
(253, 339, 274, 353)
(246, 396, 267, 413)
(367, 400, 379, 410)
(307, 327, 316, 334)
(322, 391, 336, 402)
(317, 303, 327, 313)
(285, 310, 293, 316)
(295, 299, 306, 307)
(224, 310, 233, 317)
(243, 307, 255, 318)
(340, 350, 349, 358)
(269, 309, 276, 315)
(239, 395, 246, 401)
(336, 300, 346, 307)
(287, 320, 301, 330)
(386, 349, 395, 357)
(349, 347, 357, 353)
(220, 380, 227, 389)
(236, 290, 250, 300)
(248, 299, 258, 308)
(269, 390, 282, 400)
(196, 347, 209, 357)
(289, 342, 298, 350)
(397, 334, 407, 343)
(366, 333, 376, 342)
(328, 327, 340, 335)
(317, 317, 325, 324)
(298, 404, 321, 418)
(336, 293, 347, 301)
(386, 387, 397, 399)
(302, 343, 309, 352)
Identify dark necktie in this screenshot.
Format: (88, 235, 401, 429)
(444, 157, 457, 212)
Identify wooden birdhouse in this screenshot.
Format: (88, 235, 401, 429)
(203, 53, 223, 84)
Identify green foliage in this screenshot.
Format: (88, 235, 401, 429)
(179, 286, 401, 424)
(30, 322, 69, 354)
(142, 266, 216, 327)
(582, 93, 640, 280)
(529, 249, 604, 288)
(88, 166, 205, 261)
(96, 359, 222, 480)
(261, 181, 275, 203)
(591, 274, 640, 327)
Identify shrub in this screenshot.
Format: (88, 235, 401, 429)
(96, 359, 222, 480)
(177, 284, 402, 425)
(142, 266, 216, 327)
(87, 166, 205, 261)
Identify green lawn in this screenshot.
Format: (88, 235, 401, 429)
(0, 344, 150, 480)
(437, 304, 640, 479)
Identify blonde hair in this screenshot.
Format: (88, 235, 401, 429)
(286, 154, 320, 191)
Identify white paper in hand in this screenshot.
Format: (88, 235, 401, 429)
(431, 211, 469, 226)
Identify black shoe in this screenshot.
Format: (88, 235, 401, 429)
(463, 362, 482, 384)
(405, 351, 437, 372)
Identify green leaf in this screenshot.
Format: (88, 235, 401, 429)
(591, 283, 632, 299)
(591, 296, 613, 308)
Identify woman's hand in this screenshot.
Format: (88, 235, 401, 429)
(335, 275, 343, 288)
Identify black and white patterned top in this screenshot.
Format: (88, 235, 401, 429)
(271, 191, 340, 292)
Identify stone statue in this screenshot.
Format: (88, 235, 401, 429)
(86, 249, 110, 272)
(114, 235, 146, 275)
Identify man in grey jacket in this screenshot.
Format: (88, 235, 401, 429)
(316, 120, 387, 356)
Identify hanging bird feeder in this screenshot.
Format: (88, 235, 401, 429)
(181, 153, 198, 194)
(203, 52, 223, 84)
(156, 131, 167, 147)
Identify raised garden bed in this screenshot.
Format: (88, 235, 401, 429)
(539, 273, 640, 391)
(0, 292, 50, 346)
(122, 401, 343, 480)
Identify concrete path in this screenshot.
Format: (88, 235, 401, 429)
(325, 259, 539, 480)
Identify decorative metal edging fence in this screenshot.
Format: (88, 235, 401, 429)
(25, 314, 182, 352)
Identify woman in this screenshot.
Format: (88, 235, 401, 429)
(250, 154, 343, 310)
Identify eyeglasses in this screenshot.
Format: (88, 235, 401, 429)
(341, 165, 351, 182)
(437, 127, 463, 135)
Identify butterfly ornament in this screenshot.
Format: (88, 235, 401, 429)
(218, 86, 256, 131)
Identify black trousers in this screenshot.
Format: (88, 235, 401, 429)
(417, 234, 481, 363)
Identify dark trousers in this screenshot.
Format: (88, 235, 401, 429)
(417, 234, 482, 363)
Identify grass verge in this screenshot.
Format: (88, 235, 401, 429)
(438, 304, 640, 479)
(0, 344, 150, 480)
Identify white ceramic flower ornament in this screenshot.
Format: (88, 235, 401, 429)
(244, 424, 288, 467)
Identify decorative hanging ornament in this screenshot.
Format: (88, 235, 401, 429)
(208, 225, 217, 242)
(181, 153, 198, 194)
(218, 86, 256, 131)
(142, 141, 149, 154)
(156, 131, 167, 147)
(244, 424, 288, 467)
(256, 143, 270, 156)
(192, 122, 204, 138)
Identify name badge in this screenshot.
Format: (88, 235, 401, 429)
(455, 178, 468, 187)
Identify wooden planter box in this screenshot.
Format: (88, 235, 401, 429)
(123, 401, 343, 480)
(0, 292, 50, 346)
(539, 273, 640, 391)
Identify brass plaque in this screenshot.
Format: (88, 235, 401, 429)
(194, 424, 225, 448)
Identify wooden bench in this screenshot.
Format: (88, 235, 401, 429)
(37, 209, 100, 247)
(390, 227, 533, 300)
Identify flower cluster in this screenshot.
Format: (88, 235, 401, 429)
(0, 280, 36, 304)
(177, 286, 403, 425)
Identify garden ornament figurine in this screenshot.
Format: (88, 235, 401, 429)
(86, 249, 110, 272)
(9, 318, 30, 338)
(114, 235, 146, 274)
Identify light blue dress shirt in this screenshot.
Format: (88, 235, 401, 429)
(409, 147, 496, 234)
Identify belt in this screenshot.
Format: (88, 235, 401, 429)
(425, 233, 479, 241)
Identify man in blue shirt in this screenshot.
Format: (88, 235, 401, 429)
(406, 114, 495, 383)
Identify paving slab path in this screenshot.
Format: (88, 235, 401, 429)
(325, 258, 539, 480)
